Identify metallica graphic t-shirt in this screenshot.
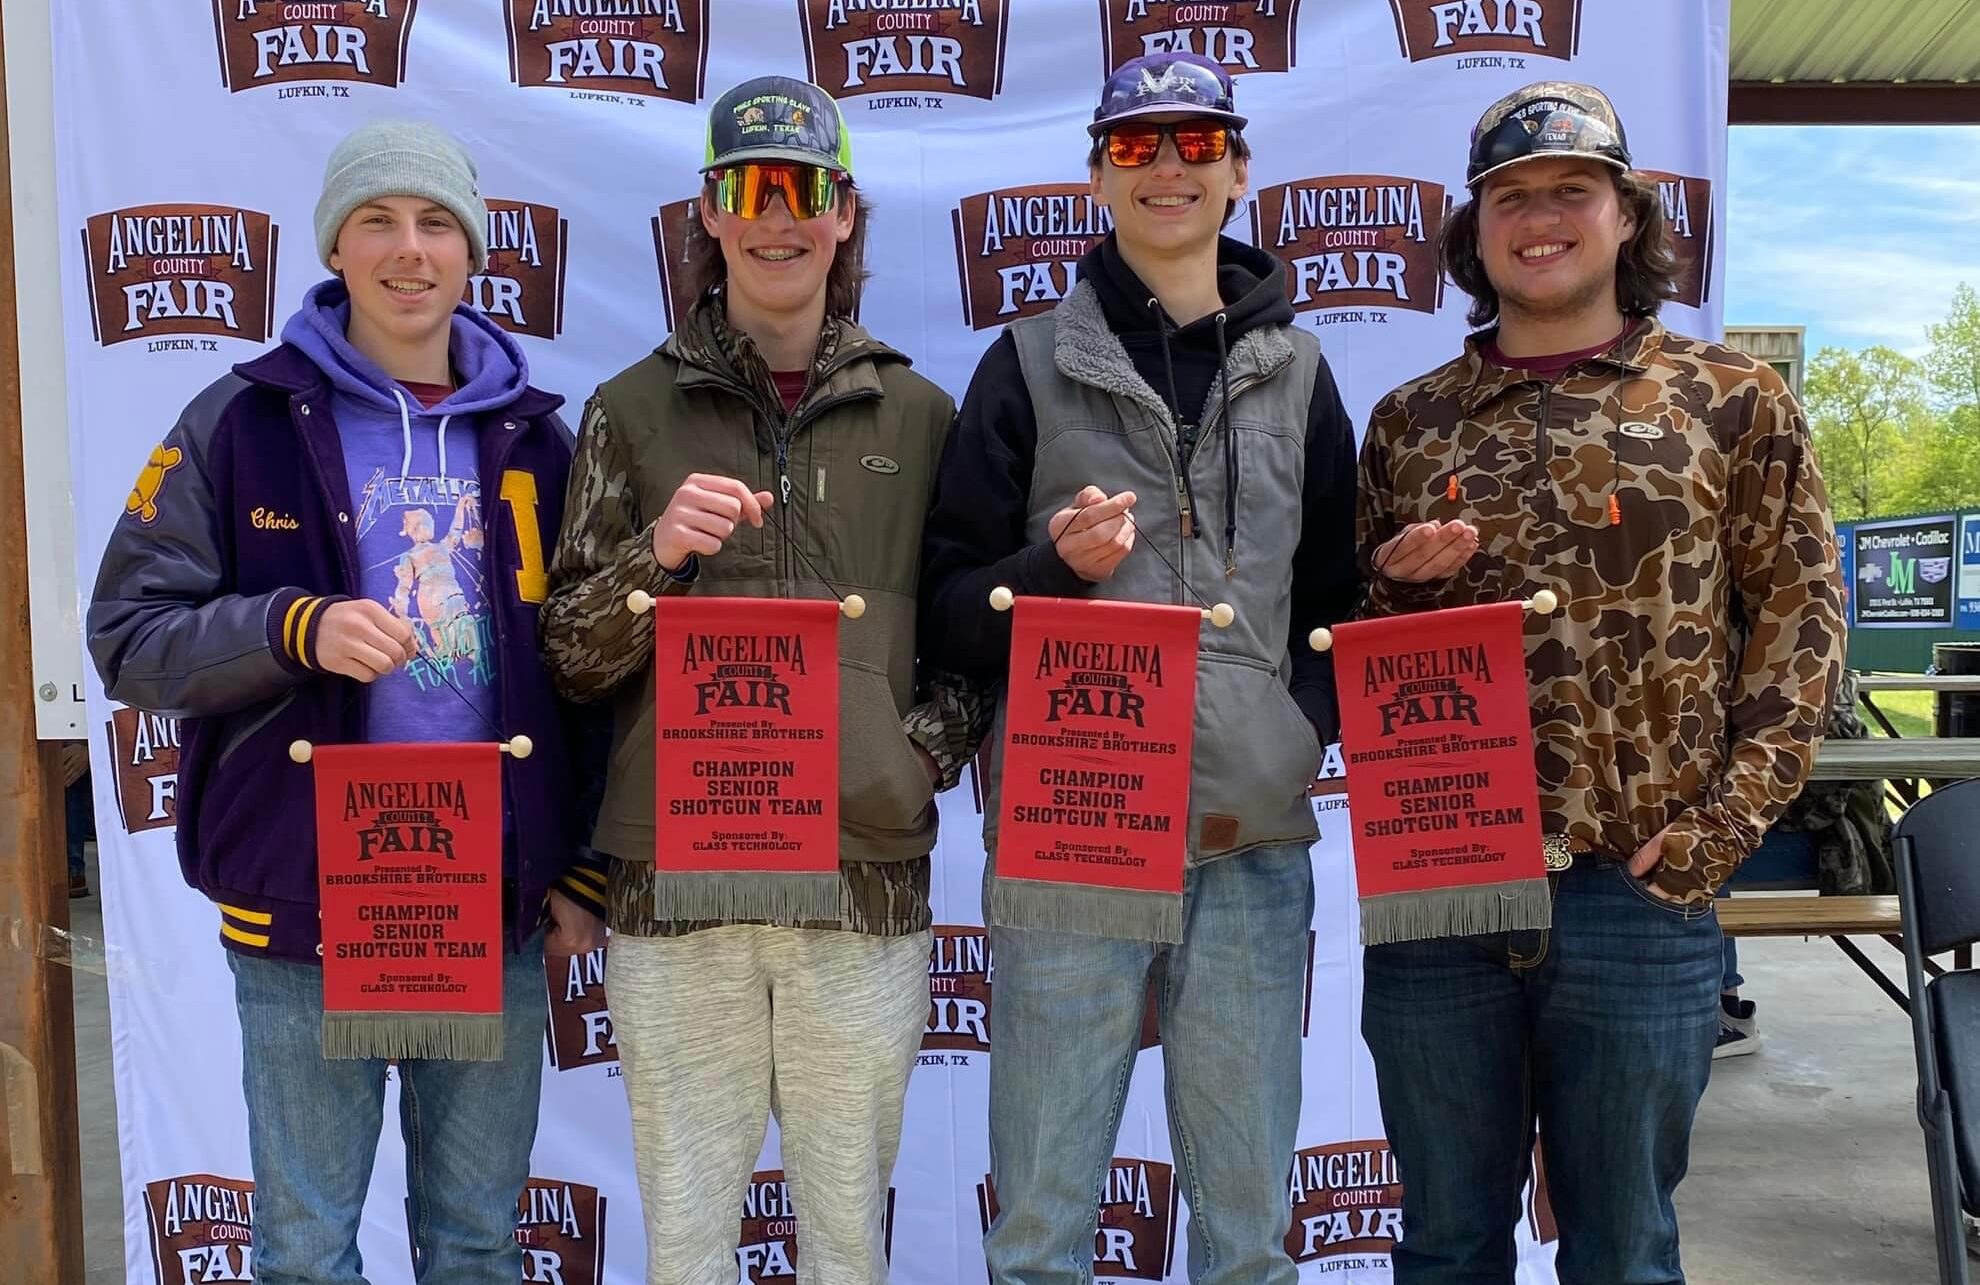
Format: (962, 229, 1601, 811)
(282, 279, 535, 746)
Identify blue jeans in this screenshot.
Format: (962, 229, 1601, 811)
(65, 770, 94, 879)
(228, 930, 548, 1285)
(1361, 858, 1722, 1285)
(984, 843, 1315, 1285)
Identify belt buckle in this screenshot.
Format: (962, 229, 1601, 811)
(1541, 834, 1574, 872)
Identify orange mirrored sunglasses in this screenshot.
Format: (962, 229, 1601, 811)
(1104, 122, 1232, 168)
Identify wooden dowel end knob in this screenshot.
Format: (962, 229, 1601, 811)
(1527, 589, 1559, 616)
(288, 739, 314, 764)
(506, 735, 534, 759)
(627, 589, 654, 614)
(989, 586, 1015, 612)
(841, 594, 866, 620)
(1206, 602, 1235, 629)
(1308, 627, 1333, 653)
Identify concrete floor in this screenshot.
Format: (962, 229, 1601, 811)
(70, 844, 1949, 1283)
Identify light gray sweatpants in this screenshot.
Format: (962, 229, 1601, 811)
(608, 926, 932, 1285)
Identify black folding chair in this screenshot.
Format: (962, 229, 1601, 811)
(1896, 777, 1980, 1284)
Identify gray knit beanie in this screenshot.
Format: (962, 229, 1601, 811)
(314, 120, 488, 272)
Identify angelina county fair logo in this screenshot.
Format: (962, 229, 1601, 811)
(514, 1177, 609, 1285)
(1285, 1140, 1404, 1267)
(979, 1159, 1180, 1280)
(798, 0, 1011, 103)
(951, 184, 1113, 329)
(80, 205, 279, 350)
(1642, 170, 1714, 309)
(1250, 176, 1451, 323)
(467, 200, 569, 341)
(922, 924, 992, 1060)
(1099, 0, 1302, 75)
(1387, 0, 1582, 64)
(211, 1, 417, 93)
(503, 0, 709, 104)
(544, 943, 620, 1072)
(738, 1171, 896, 1280)
(107, 708, 179, 834)
(144, 1173, 255, 1283)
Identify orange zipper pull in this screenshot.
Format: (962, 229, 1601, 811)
(1607, 493, 1621, 526)
(1445, 473, 1459, 502)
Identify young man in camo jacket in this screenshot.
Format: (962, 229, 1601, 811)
(1354, 81, 1843, 1284)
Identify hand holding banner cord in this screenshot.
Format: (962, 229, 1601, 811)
(619, 496, 864, 923)
(985, 486, 1253, 943)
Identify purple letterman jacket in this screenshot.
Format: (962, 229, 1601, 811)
(88, 343, 606, 963)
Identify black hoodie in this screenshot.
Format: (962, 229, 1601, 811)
(918, 233, 1361, 743)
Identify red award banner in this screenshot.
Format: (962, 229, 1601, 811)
(1331, 601, 1545, 899)
(653, 597, 840, 875)
(313, 742, 504, 1015)
(997, 597, 1199, 894)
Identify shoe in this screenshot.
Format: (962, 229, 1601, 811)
(1713, 994, 1758, 1060)
(68, 872, 90, 899)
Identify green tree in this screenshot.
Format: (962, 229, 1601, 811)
(1802, 345, 1923, 521)
(1924, 282, 1980, 450)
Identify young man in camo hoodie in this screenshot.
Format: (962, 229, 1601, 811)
(1355, 81, 1843, 1284)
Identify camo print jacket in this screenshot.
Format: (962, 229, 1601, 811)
(1356, 319, 1844, 905)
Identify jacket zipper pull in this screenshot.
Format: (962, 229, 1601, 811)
(780, 472, 793, 507)
(1175, 474, 1195, 538)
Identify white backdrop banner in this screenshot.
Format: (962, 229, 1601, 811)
(56, 2, 1728, 1282)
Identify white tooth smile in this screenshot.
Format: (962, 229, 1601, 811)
(1144, 195, 1196, 207)
(753, 248, 803, 261)
(383, 280, 431, 294)
(1519, 243, 1568, 260)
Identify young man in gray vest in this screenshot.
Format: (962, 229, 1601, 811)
(920, 52, 1360, 1285)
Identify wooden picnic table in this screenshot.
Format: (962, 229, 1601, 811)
(1809, 738, 1980, 782)
(1854, 674, 1980, 694)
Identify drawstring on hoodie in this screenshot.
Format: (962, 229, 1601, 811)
(1214, 311, 1237, 577)
(1149, 297, 1198, 541)
(1145, 298, 1240, 574)
(390, 387, 454, 480)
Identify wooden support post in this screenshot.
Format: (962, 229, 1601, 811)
(0, 0, 88, 1272)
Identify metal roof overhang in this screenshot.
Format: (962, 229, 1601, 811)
(1732, 0, 1980, 123)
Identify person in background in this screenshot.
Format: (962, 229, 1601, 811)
(61, 742, 93, 898)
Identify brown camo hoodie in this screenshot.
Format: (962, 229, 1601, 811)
(1356, 319, 1845, 904)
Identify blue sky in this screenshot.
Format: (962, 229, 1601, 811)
(1726, 125, 1980, 358)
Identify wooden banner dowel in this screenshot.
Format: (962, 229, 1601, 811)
(1309, 627, 1333, 653)
(295, 736, 532, 761)
(632, 587, 862, 619)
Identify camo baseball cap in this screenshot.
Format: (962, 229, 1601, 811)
(1088, 52, 1247, 137)
(1466, 81, 1631, 188)
(703, 76, 854, 176)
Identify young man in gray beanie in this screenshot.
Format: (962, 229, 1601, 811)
(89, 119, 602, 1283)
